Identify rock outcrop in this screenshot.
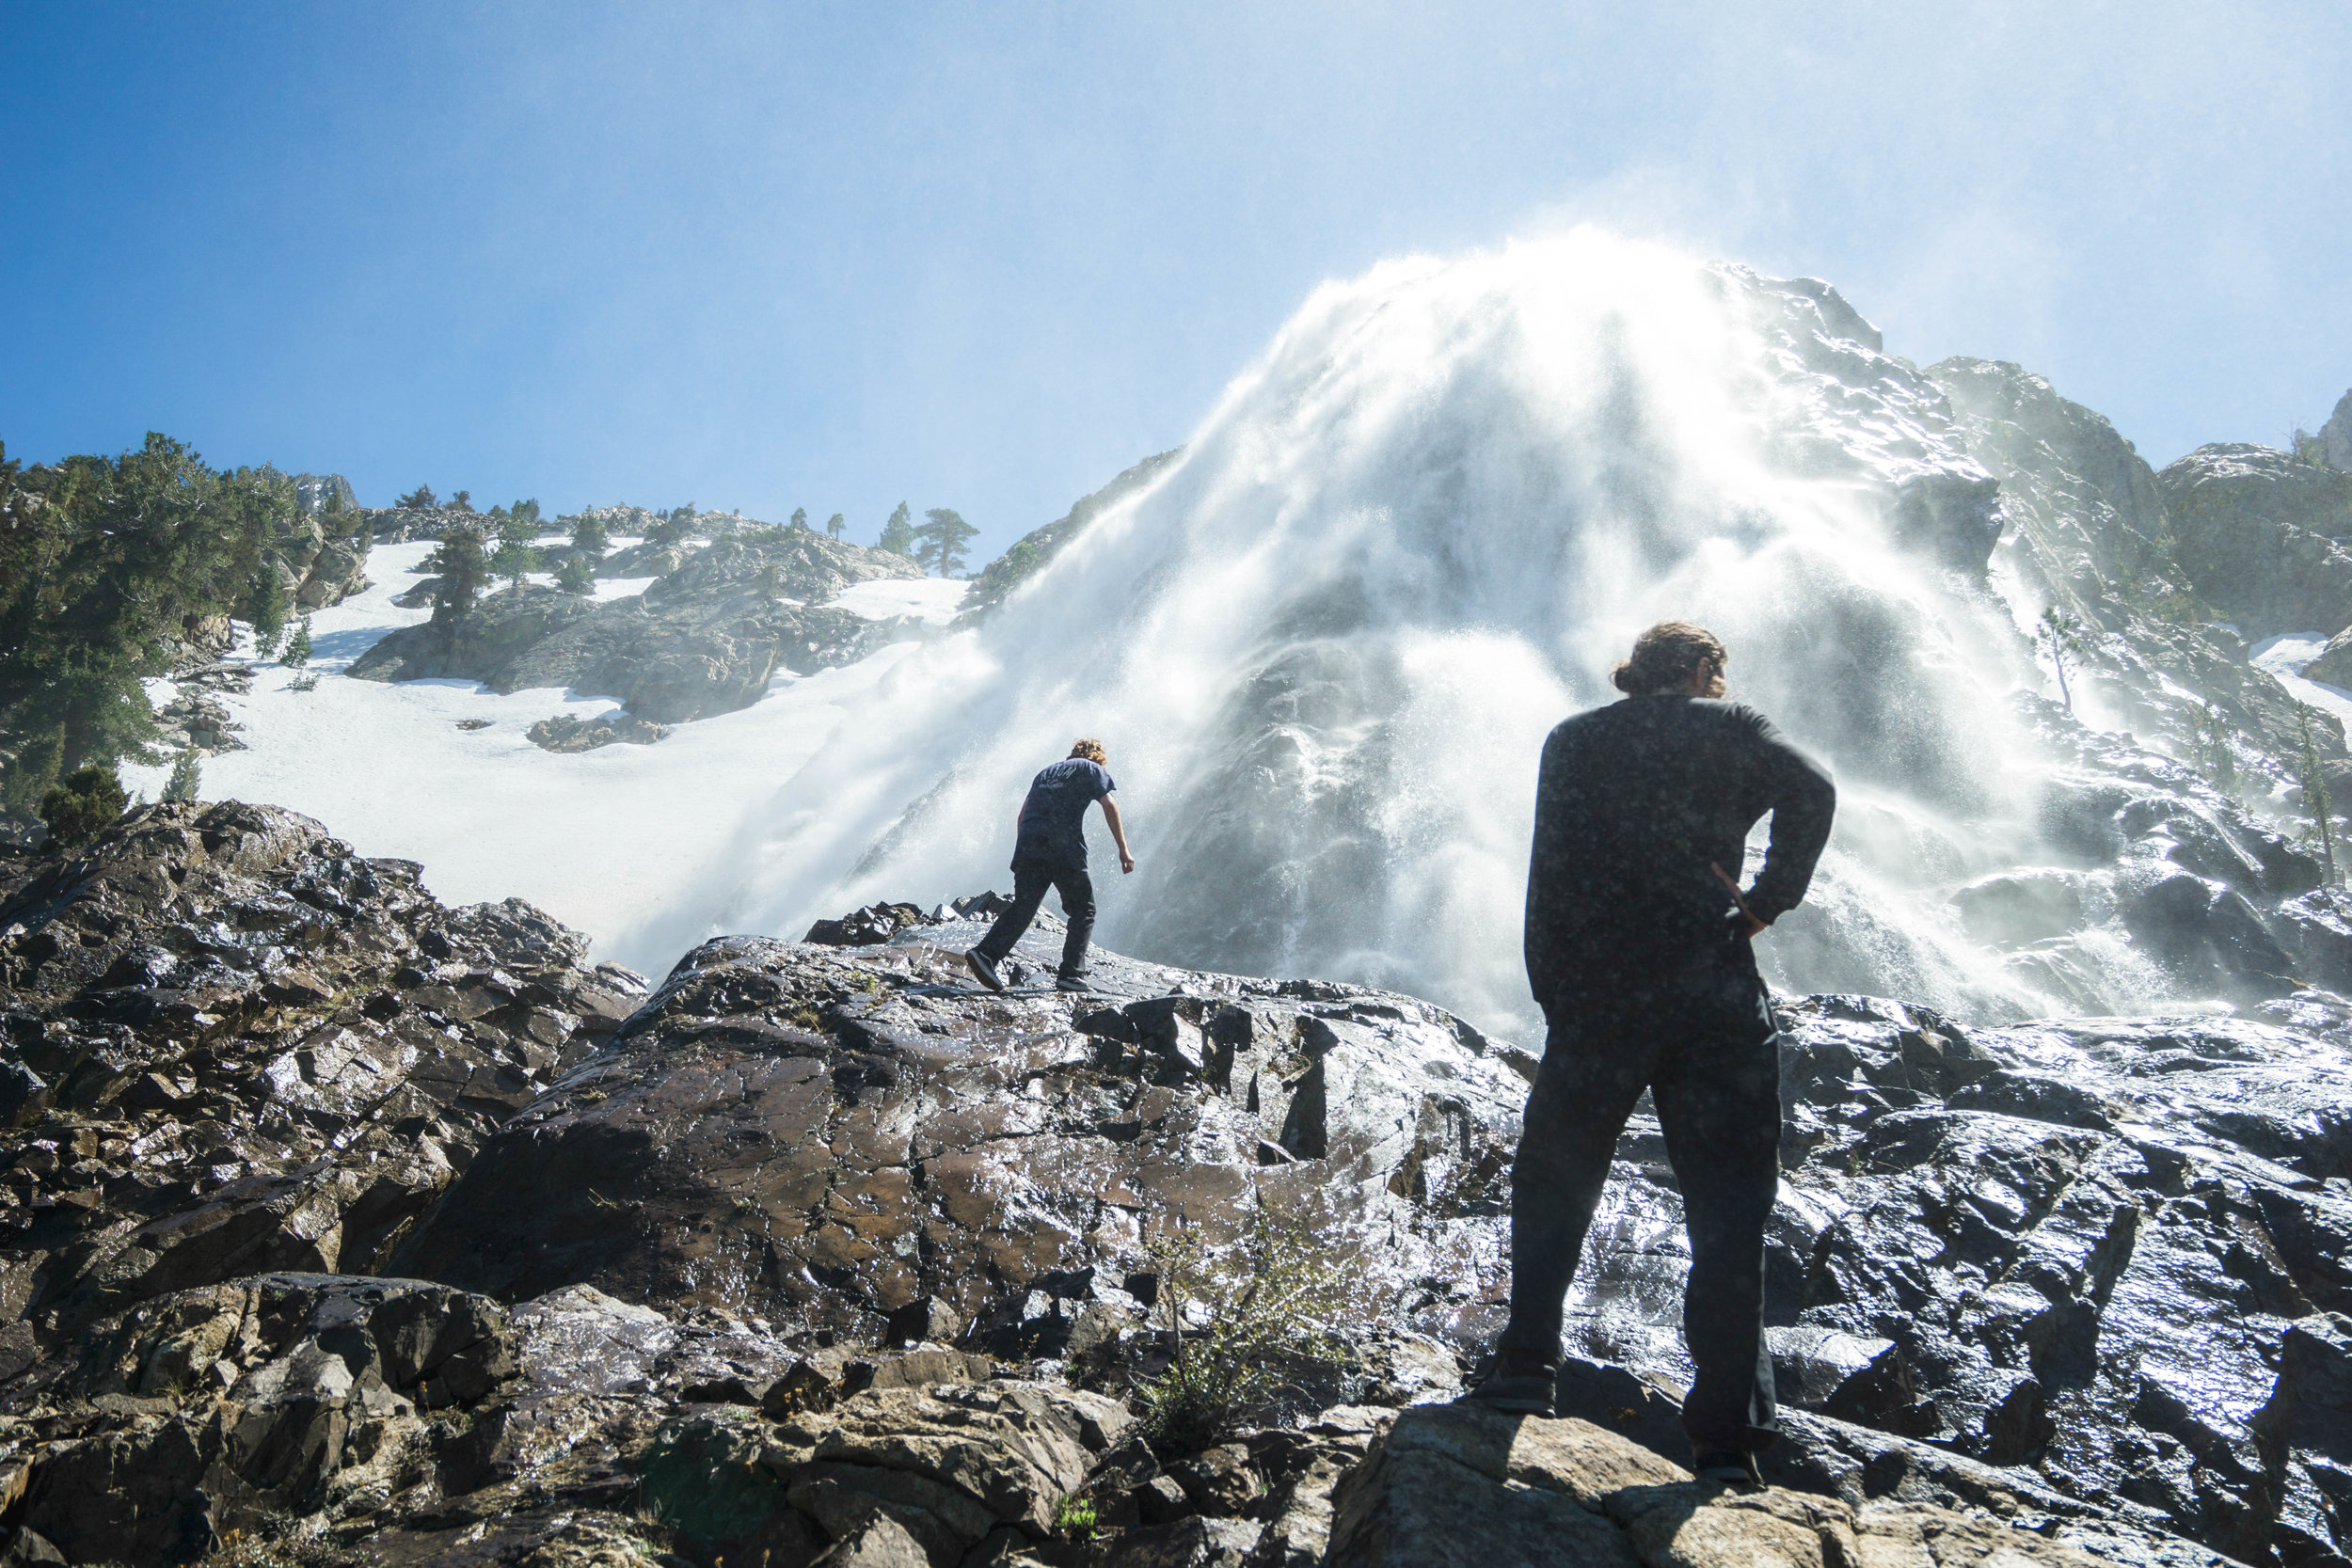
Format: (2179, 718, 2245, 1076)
(9, 814, 2352, 1562)
(0, 801, 640, 1354)
(1935, 363, 2334, 772)
(1324, 1402, 2212, 1567)
(2322, 389, 2352, 474)
(349, 529, 929, 724)
(2156, 445, 2352, 642)
(961, 451, 1185, 621)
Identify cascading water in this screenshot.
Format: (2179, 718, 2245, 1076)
(639, 230, 2180, 1038)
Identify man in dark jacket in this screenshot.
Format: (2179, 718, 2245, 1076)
(1472, 621, 1836, 1488)
(965, 738, 1136, 993)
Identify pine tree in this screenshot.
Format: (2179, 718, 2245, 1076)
(878, 502, 915, 557)
(2035, 607, 2087, 712)
(396, 484, 437, 510)
(791, 507, 810, 531)
(571, 511, 610, 558)
(450, 489, 474, 512)
(250, 569, 290, 657)
(826, 513, 845, 538)
(2194, 700, 2238, 798)
(555, 554, 596, 595)
(163, 747, 201, 803)
(490, 537, 540, 589)
(425, 529, 488, 617)
(509, 499, 541, 526)
(283, 615, 314, 668)
(913, 508, 980, 578)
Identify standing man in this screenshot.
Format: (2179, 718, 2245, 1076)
(965, 738, 1136, 993)
(1472, 622, 1836, 1489)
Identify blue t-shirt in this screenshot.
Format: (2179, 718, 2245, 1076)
(1012, 758, 1116, 869)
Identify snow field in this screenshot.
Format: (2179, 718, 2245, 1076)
(121, 540, 970, 975)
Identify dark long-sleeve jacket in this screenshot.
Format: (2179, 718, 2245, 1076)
(1524, 695, 1836, 1007)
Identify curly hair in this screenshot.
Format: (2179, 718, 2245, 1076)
(1068, 737, 1108, 765)
(1613, 622, 1727, 697)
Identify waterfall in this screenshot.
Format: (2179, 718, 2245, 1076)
(641, 230, 2172, 1038)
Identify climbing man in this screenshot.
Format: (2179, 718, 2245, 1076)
(964, 738, 1136, 994)
(1470, 622, 1836, 1490)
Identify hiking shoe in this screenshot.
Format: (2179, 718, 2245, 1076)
(1692, 1449, 1763, 1491)
(1465, 1350, 1560, 1417)
(1056, 974, 1092, 992)
(963, 950, 1006, 992)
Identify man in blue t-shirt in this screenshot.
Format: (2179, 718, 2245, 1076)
(965, 737, 1136, 993)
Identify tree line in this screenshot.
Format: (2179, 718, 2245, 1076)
(0, 433, 355, 811)
(398, 485, 985, 579)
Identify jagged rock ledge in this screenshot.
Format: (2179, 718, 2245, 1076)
(1, 805, 2349, 1564)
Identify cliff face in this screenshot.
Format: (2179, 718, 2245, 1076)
(2, 808, 2350, 1564)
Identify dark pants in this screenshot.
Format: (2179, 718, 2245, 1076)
(974, 861, 1096, 980)
(1498, 957, 1783, 1452)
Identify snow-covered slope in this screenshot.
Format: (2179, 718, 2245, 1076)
(121, 540, 967, 974)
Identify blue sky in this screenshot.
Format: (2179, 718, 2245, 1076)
(4, 2, 2346, 562)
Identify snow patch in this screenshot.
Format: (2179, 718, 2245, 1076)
(119, 539, 935, 974)
(832, 578, 969, 624)
(2249, 632, 2352, 734)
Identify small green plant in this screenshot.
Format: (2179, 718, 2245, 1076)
(289, 672, 321, 693)
(1054, 1494, 1100, 1538)
(2034, 606, 2089, 713)
(40, 763, 128, 847)
(199, 1511, 338, 1566)
(554, 554, 597, 595)
(1136, 1198, 1366, 1453)
(164, 746, 201, 802)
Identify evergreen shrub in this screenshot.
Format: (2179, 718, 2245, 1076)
(39, 764, 128, 847)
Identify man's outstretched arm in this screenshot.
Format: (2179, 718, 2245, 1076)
(1742, 720, 1836, 924)
(1100, 795, 1136, 874)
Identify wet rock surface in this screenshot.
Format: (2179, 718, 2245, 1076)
(7, 825, 2352, 1562)
(348, 530, 929, 724)
(2155, 445, 2352, 643)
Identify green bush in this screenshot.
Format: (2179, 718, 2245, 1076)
(1135, 1201, 1364, 1453)
(282, 615, 313, 669)
(40, 763, 128, 847)
(555, 554, 596, 595)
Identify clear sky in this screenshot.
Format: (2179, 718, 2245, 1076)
(4, 2, 2346, 562)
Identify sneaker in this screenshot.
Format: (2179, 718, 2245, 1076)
(1692, 1449, 1763, 1491)
(964, 950, 1006, 992)
(1465, 1349, 1560, 1417)
(1056, 974, 1092, 993)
